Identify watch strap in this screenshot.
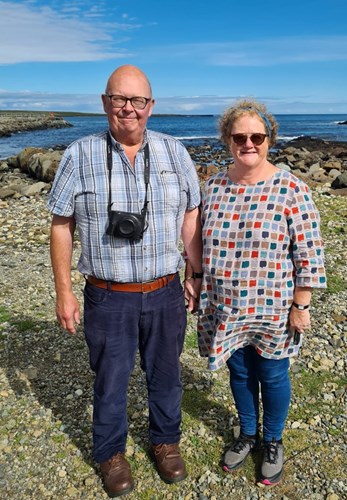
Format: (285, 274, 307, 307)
(192, 272, 203, 279)
(292, 302, 310, 310)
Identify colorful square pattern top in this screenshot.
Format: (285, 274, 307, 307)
(197, 169, 326, 370)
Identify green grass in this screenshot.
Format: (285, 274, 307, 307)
(0, 305, 11, 323)
(13, 318, 38, 332)
(325, 271, 346, 293)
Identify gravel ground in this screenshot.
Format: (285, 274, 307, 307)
(0, 188, 346, 500)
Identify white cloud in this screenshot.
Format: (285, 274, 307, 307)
(0, 89, 347, 114)
(143, 36, 347, 66)
(0, 1, 140, 64)
(0, 89, 103, 112)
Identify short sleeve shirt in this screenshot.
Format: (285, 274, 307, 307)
(47, 129, 201, 282)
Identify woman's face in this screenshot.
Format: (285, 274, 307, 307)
(228, 114, 269, 170)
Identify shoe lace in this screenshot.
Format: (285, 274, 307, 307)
(231, 436, 255, 454)
(264, 441, 279, 464)
(108, 452, 127, 470)
(154, 443, 179, 459)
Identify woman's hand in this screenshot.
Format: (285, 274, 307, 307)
(289, 307, 311, 335)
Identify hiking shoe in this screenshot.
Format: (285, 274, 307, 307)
(222, 433, 258, 472)
(151, 443, 187, 483)
(260, 438, 284, 486)
(99, 452, 134, 497)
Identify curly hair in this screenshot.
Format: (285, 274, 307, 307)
(219, 98, 278, 148)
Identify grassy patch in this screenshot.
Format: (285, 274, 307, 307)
(325, 271, 346, 294)
(184, 320, 198, 349)
(13, 318, 38, 332)
(0, 305, 11, 323)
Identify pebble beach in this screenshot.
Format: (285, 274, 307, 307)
(0, 116, 346, 499)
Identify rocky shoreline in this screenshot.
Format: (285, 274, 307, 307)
(0, 112, 72, 138)
(0, 136, 347, 201)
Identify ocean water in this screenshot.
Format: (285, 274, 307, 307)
(1, 113, 347, 160)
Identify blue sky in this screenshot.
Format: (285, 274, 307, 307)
(0, 0, 346, 115)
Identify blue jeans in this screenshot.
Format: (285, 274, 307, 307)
(226, 346, 291, 442)
(83, 274, 186, 463)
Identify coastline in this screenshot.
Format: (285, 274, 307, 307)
(0, 111, 72, 138)
(0, 134, 346, 200)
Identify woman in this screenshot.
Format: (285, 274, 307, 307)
(196, 99, 326, 485)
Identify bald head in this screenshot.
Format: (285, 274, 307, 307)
(105, 65, 152, 97)
(102, 64, 155, 147)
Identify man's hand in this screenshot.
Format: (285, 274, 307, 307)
(184, 277, 202, 313)
(56, 291, 81, 334)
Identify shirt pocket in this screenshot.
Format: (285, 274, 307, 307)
(74, 191, 99, 223)
(159, 171, 185, 210)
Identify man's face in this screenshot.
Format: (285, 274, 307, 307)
(102, 69, 155, 143)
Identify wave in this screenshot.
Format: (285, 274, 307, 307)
(175, 134, 219, 140)
(277, 134, 301, 142)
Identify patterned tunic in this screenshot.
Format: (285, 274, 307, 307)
(197, 169, 326, 370)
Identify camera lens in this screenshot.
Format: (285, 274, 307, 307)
(119, 218, 136, 236)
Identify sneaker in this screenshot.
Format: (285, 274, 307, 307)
(260, 438, 284, 486)
(222, 433, 259, 472)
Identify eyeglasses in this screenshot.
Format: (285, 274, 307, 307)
(230, 133, 268, 146)
(105, 94, 151, 110)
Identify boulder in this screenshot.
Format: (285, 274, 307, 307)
(27, 150, 63, 182)
(331, 172, 347, 189)
(18, 147, 46, 173)
(20, 182, 51, 197)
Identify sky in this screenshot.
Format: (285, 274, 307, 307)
(0, 0, 346, 115)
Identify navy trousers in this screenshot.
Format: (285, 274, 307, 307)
(83, 274, 186, 463)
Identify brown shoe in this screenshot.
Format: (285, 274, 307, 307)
(151, 443, 187, 483)
(99, 452, 134, 498)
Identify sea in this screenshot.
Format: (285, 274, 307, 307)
(1, 113, 347, 160)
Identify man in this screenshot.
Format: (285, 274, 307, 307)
(48, 65, 202, 497)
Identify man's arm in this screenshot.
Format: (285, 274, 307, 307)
(50, 214, 80, 334)
(181, 207, 203, 312)
(181, 207, 202, 273)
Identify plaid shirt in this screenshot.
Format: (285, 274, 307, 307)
(47, 129, 201, 282)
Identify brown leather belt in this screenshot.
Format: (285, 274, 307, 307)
(87, 273, 176, 293)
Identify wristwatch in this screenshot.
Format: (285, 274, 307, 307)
(192, 272, 203, 279)
(292, 302, 310, 310)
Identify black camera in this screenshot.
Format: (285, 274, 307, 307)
(106, 210, 147, 240)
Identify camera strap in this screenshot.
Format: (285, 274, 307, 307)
(106, 133, 150, 216)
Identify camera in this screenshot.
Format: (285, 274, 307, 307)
(106, 210, 147, 240)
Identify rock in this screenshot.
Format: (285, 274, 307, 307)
(276, 162, 292, 172)
(328, 169, 341, 180)
(323, 160, 342, 171)
(331, 171, 347, 189)
(20, 182, 50, 197)
(0, 112, 72, 137)
(309, 163, 321, 174)
(0, 187, 17, 199)
(18, 147, 47, 173)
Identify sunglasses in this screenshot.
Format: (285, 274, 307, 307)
(231, 133, 268, 146)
